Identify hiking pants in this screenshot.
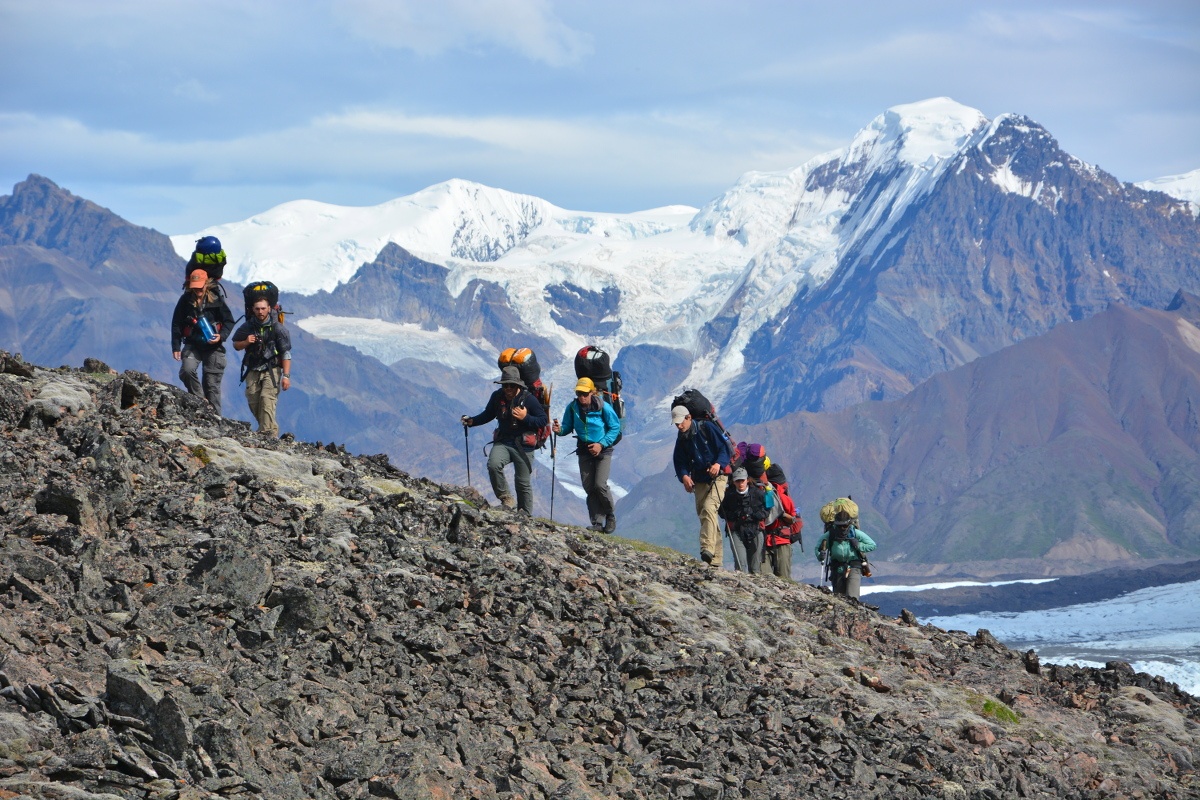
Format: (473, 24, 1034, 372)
(245, 367, 282, 437)
(728, 524, 764, 575)
(765, 543, 792, 581)
(693, 476, 727, 568)
(577, 447, 614, 525)
(488, 442, 534, 512)
(180, 347, 226, 416)
(832, 563, 863, 599)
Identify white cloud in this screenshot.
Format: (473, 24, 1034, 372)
(332, 0, 591, 66)
(0, 105, 827, 230)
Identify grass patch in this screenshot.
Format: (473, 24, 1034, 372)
(603, 534, 687, 561)
(981, 698, 1020, 724)
(191, 445, 212, 465)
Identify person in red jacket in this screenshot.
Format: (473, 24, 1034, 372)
(762, 465, 802, 581)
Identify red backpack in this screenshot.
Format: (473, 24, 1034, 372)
(765, 481, 803, 549)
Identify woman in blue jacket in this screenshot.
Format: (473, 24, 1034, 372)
(553, 377, 622, 532)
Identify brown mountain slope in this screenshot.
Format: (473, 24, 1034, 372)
(781, 296, 1200, 565)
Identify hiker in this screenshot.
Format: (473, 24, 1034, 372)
(171, 267, 234, 415)
(232, 297, 292, 438)
(552, 377, 621, 533)
(718, 467, 772, 573)
(462, 365, 547, 514)
(815, 500, 877, 599)
(762, 464, 801, 581)
(672, 405, 732, 567)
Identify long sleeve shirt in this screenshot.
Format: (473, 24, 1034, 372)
(467, 388, 547, 449)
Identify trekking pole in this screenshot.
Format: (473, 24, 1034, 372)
(726, 524, 745, 572)
(550, 432, 558, 521)
(463, 424, 471, 488)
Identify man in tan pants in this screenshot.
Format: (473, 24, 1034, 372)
(671, 405, 732, 567)
(232, 298, 292, 437)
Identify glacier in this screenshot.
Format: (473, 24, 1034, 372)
(919, 579, 1200, 697)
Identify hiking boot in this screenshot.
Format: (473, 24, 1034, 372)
(603, 515, 616, 534)
(700, 549, 715, 565)
(499, 496, 516, 509)
(589, 518, 605, 531)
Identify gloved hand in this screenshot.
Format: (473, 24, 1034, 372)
(461, 415, 471, 428)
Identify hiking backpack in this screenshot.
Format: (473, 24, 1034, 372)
(734, 441, 771, 477)
(499, 347, 541, 388)
(819, 496, 868, 572)
(819, 497, 859, 538)
(766, 463, 788, 491)
(498, 348, 552, 449)
(243, 280, 285, 324)
(574, 345, 625, 444)
(185, 236, 227, 283)
(574, 345, 611, 382)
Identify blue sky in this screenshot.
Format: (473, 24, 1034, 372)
(2, 0, 1197, 234)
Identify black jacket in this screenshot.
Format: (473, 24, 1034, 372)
(171, 291, 235, 353)
(232, 317, 292, 372)
(467, 387, 547, 449)
(719, 484, 768, 530)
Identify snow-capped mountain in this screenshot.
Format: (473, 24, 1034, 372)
(1137, 167, 1200, 211)
(175, 99, 1200, 431)
(170, 99, 1004, 402)
(9, 94, 1200, 565)
(174, 97, 1200, 432)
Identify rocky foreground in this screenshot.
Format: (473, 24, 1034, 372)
(0, 353, 1197, 800)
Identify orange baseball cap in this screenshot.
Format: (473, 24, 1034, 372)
(188, 269, 208, 289)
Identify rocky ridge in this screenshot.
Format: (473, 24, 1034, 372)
(0, 352, 1198, 799)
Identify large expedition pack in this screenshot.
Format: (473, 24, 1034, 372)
(243, 280, 285, 324)
(574, 345, 625, 443)
(185, 235, 227, 283)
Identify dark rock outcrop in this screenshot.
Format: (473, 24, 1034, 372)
(0, 353, 1197, 799)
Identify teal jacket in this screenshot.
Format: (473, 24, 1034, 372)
(558, 395, 621, 449)
(816, 527, 876, 563)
